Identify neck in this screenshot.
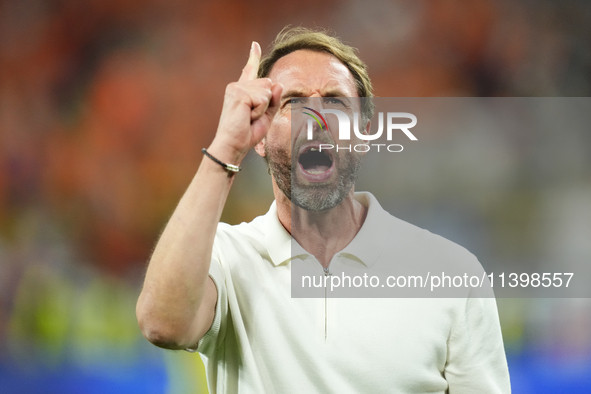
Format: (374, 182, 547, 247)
(275, 185, 367, 268)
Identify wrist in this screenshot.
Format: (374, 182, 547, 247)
(207, 138, 247, 166)
(202, 149, 241, 173)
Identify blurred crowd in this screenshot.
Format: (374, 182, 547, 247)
(1, 0, 590, 392)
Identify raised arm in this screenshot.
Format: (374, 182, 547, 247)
(136, 42, 282, 350)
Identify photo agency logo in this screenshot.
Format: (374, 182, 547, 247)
(302, 106, 418, 153)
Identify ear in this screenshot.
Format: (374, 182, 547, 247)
(360, 120, 371, 147)
(254, 138, 266, 157)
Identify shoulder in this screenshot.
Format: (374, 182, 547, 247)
(360, 192, 481, 270)
(216, 214, 265, 239)
(211, 204, 277, 264)
(214, 198, 275, 239)
(214, 214, 266, 250)
(397, 215, 479, 271)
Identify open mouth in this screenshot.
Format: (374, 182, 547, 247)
(297, 146, 334, 180)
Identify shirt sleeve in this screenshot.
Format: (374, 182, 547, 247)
(198, 257, 228, 356)
(444, 296, 511, 393)
(184, 256, 228, 356)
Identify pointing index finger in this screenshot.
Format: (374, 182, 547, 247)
(239, 41, 262, 82)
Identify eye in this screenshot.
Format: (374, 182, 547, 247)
(324, 97, 344, 105)
(289, 97, 305, 104)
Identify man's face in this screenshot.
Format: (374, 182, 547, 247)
(257, 50, 365, 211)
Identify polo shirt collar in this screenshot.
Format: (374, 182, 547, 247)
(264, 201, 294, 266)
(264, 192, 391, 268)
(337, 192, 391, 268)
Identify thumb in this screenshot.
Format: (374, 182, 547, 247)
(265, 82, 284, 120)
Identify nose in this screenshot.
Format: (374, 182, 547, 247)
(304, 95, 323, 112)
(303, 105, 328, 134)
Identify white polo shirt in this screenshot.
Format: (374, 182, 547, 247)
(196, 192, 510, 394)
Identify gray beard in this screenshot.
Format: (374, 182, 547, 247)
(265, 144, 361, 212)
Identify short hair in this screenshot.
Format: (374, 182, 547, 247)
(258, 26, 374, 124)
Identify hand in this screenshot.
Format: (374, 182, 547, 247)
(211, 42, 283, 163)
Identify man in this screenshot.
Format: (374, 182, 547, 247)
(136, 27, 511, 393)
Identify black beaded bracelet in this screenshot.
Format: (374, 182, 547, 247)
(202, 148, 241, 173)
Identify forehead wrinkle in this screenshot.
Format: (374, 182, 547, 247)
(322, 88, 356, 98)
(281, 86, 355, 100)
(268, 50, 358, 97)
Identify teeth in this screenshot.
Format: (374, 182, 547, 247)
(310, 148, 319, 152)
